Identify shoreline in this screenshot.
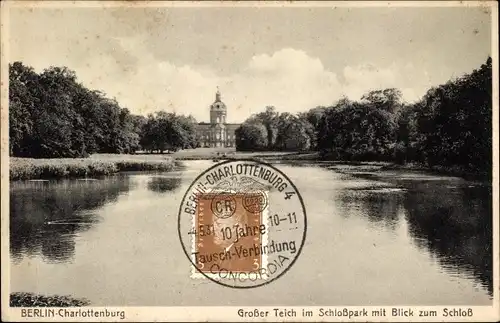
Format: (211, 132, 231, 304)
(177, 152, 490, 181)
(9, 155, 178, 181)
(8, 151, 490, 182)
(10, 292, 90, 307)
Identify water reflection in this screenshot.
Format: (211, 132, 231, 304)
(10, 176, 131, 264)
(338, 188, 404, 231)
(339, 172, 492, 297)
(404, 183, 493, 296)
(9, 163, 493, 305)
(147, 176, 182, 193)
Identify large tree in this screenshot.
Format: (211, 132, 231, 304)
(317, 97, 397, 160)
(9, 62, 146, 157)
(252, 106, 279, 149)
(361, 88, 403, 114)
(235, 122, 267, 151)
(275, 113, 314, 151)
(138, 112, 198, 153)
(9, 62, 37, 156)
(410, 57, 492, 173)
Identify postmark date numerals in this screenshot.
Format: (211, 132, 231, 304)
(268, 212, 297, 226)
(188, 224, 215, 237)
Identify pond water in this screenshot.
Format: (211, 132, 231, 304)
(10, 160, 493, 305)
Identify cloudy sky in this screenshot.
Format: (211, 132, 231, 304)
(8, 4, 493, 122)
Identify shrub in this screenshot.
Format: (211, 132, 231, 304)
(10, 292, 90, 307)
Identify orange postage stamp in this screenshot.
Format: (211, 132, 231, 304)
(192, 192, 269, 279)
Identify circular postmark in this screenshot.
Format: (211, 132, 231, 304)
(242, 191, 268, 213)
(211, 194, 237, 219)
(177, 159, 307, 288)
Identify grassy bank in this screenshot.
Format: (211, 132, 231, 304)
(10, 154, 177, 181)
(236, 151, 490, 180)
(10, 292, 90, 307)
(10, 149, 488, 181)
(168, 148, 315, 161)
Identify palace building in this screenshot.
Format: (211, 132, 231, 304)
(196, 89, 241, 148)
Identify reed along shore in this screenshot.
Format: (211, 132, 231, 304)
(9, 154, 178, 181)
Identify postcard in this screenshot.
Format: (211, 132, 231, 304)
(1, 1, 498, 321)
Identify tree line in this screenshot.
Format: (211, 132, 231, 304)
(9, 62, 198, 158)
(235, 57, 492, 176)
(10, 58, 492, 176)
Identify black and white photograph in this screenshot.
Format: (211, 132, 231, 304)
(1, 1, 498, 322)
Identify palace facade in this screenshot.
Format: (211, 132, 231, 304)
(195, 89, 241, 148)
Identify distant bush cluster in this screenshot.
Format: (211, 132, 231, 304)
(10, 292, 90, 307)
(236, 58, 492, 176)
(139, 112, 198, 153)
(9, 62, 198, 158)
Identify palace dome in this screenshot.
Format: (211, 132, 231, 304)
(210, 88, 227, 110)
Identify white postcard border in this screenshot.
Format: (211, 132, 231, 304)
(1, 1, 498, 322)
